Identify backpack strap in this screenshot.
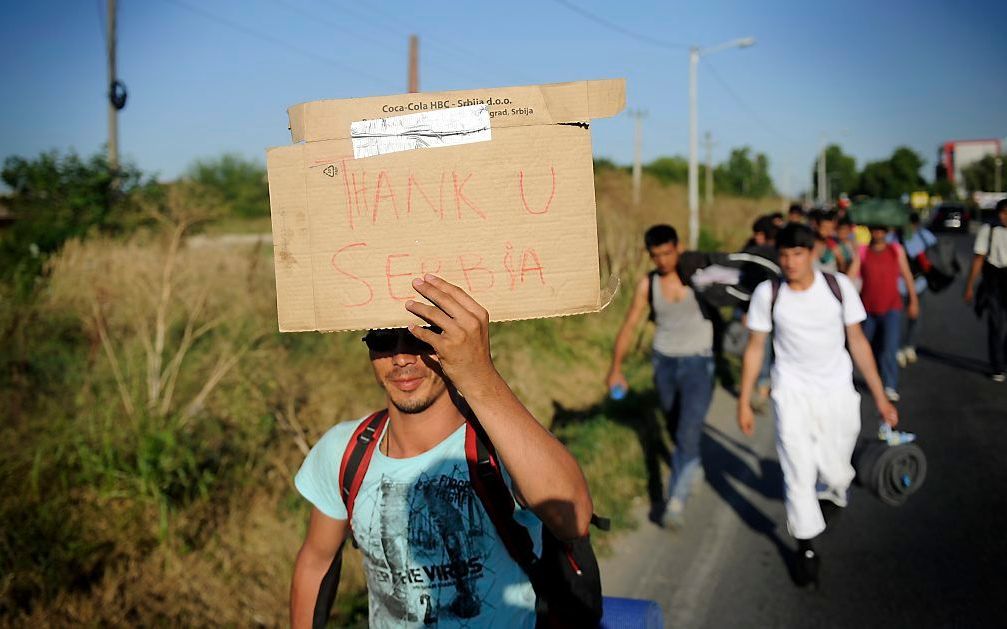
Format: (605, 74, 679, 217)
(313, 409, 387, 629)
(464, 418, 539, 574)
(338, 409, 389, 522)
(769, 276, 782, 325)
(770, 273, 844, 329)
(822, 272, 844, 305)
(646, 270, 658, 322)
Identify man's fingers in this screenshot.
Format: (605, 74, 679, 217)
(405, 299, 453, 331)
(407, 324, 442, 349)
(411, 277, 470, 324)
(422, 275, 488, 321)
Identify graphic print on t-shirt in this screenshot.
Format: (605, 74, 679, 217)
(358, 464, 496, 625)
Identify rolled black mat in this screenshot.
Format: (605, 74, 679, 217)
(852, 438, 927, 506)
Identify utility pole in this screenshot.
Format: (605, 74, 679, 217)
(688, 47, 700, 248)
(703, 131, 716, 205)
(817, 134, 827, 206)
(687, 37, 755, 249)
(106, 0, 118, 171)
(629, 109, 647, 205)
(408, 35, 419, 93)
(995, 155, 1003, 193)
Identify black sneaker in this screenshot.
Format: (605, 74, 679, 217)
(794, 548, 820, 589)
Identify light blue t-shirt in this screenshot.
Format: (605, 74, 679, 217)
(295, 415, 541, 628)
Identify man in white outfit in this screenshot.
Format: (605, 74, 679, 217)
(736, 223, 899, 588)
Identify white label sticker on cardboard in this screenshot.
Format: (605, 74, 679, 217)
(350, 104, 491, 159)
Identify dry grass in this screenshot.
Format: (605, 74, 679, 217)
(1, 168, 771, 626)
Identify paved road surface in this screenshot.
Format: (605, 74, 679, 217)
(601, 234, 1006, 628)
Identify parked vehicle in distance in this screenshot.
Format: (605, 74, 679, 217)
(929, 203, 971, 233)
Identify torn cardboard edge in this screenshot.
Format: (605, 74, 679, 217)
(287, 79, 625, 144)
(307, 274, 622, 334)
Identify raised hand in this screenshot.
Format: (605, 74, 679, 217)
(404, 275, 497, 394)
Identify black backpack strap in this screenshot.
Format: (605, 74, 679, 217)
(312, 410, 388, 629)
(822, 272, 844, 305)
(769, 277, 782, 326)
(647, 270, 658, 322)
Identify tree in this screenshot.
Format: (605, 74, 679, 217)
(812, 144, 857, 200)
(644, 156, 688, 185)
(961, 155, 1004, 193)
(855, 146, 926, 198)
(715, 147, 775, 198)
(185, 154, 269, 218)
(0, 150, 146, 287)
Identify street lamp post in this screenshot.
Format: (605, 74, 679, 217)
(688, 37, 756, 249)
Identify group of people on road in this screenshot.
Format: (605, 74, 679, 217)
(285, 187, 1007, 624)
(605, 199, 1007, 590)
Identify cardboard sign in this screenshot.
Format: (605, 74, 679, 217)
(266, 79, 625, 332)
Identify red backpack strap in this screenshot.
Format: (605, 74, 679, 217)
(464, 418, 539, 573)
(338, 409, 388, 522)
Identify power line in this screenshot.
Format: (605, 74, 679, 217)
(702, 59, 795, 144)
(550, 0, 689, 51)
(160, 0, 392, 90)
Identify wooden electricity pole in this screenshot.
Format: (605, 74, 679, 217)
(408, 35, 419, 93)
(106, 0, 119, 171)
(629, 109, 647, 205)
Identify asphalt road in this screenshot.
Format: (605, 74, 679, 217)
(601, 233, 1007, 628)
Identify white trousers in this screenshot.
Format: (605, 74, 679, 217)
(772, 387, 861, 540)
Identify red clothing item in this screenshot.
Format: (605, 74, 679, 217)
(859, 243, 903, 314)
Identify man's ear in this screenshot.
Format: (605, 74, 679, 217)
(677, 242, 686, 254)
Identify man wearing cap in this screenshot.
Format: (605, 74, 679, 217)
(289, 275, 593, 628)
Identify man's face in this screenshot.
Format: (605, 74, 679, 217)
(753, 231, 767, 246)
(778, 246, 814, 282)
(648, 242, 679, 275)
(870, 227, 888, 244)
(819, 219, 837, 238)
(837, 224, 851, 240)
(999, 208, 1007, 226)
(367, 331, 448, 414)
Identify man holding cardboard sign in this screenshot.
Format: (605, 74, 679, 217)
(277, 81, 623, 627)
(291, 275, 597, 627)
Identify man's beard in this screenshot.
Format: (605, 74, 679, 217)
(389, 391, 439, 414)
(384, 366, 444, 415)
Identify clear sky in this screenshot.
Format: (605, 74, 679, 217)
(1, 0, 1005, 197)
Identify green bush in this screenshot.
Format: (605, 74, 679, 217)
(186, 153, 269, 218)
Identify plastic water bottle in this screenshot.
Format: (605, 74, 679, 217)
(609, 384, 627, 400)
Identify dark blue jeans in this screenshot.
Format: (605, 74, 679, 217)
(652, 352, 715, 504)
(863, 309, 902, 391)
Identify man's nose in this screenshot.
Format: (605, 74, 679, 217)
(390, 340, 418, 365)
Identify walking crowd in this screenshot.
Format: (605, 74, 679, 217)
(607, 197, 1007, 589)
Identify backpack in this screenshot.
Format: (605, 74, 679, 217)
(769, 272, 846, 339)
(647, 250, 781, 321)
(907, 230, 959, 293)
(312, 410, 607, 629)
